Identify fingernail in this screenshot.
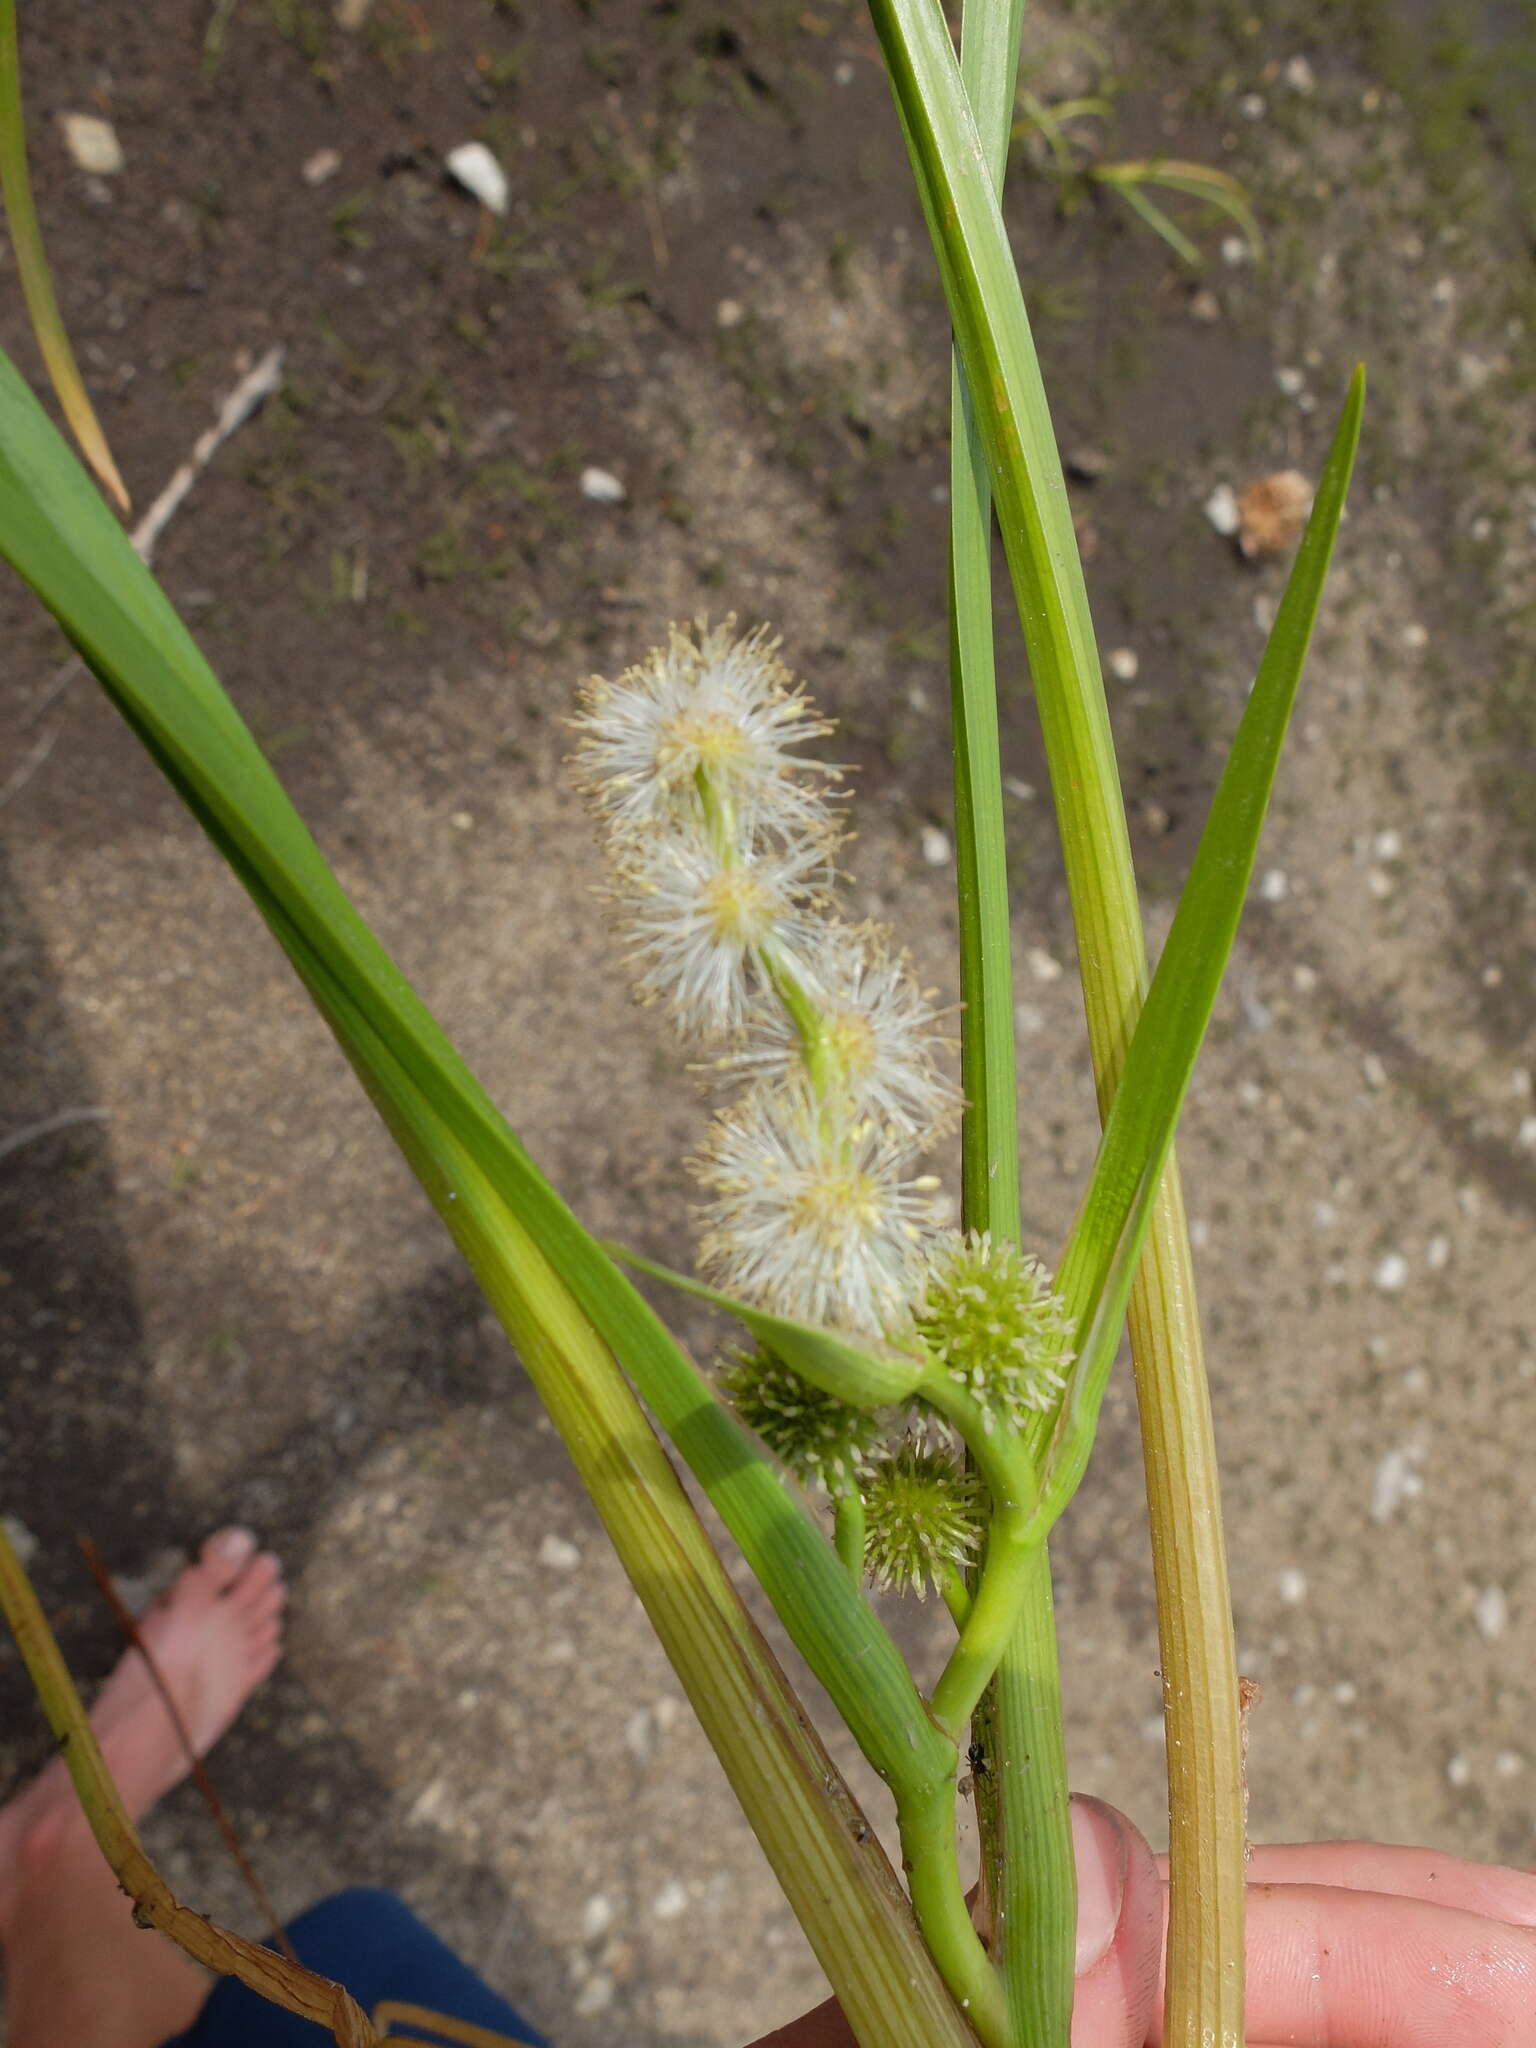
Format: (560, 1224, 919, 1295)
(209, 1526, 258, 1564)
(1071, 1795, 1128, 1975)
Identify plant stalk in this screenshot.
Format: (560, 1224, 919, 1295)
(867, 2, 1247, 2036)
(946, 3, 1078, 2042)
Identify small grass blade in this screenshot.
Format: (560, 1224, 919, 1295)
(0, 0, 130, 511)
(1091, 158, 1264, 263)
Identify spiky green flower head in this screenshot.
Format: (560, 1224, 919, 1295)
(718, 1347, 881, 1494)
(862, 1439, 985, 1599)
(911, 1231, 1075, 1432)
(570, 619, 841, 845)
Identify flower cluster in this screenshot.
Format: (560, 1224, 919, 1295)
(571, 619, 1072, 1605)
(573, 620, 954, 1340)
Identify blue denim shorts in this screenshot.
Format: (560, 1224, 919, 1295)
(160, 1888, 549, 2047)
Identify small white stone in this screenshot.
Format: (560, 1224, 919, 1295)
(1292, 962, 1319, 994)
(715, 298, 744, 329)
(581, 1894, 615, 1942)
(1446, 1753, 1472, 1788)
(1425, 1233, 1450, 1272)
(920, 825, 952, 867)
(1373, 828, 1403, 860)
(1239, 91, 1266, 119)
(1373, 1251, 1409, 1292)
(1312, 1200, 1337, 1229)
(1014, 1001, 1045, 1037)
(1003, 775, 1036, 800)
(1362, 1052, 1387, 1090)
(1332, 1679, 1359, 1705)
(1237, 1080, 1264, 1109)
(1278, 1566, 1307, 1605)
(624, 1707, 655, 1760)
(1511, 1067, 1532, 1097)
(538, 1533, 581, 1570)
(1401, 620, 1429, 650)
(1107, 646, 1140, 681)
(1371, 1442, 1424, 1521)
(1205, 482, 1241, 535)
(1367, 867, 1395, 899)
(653, 1694, 681, 1734)
(833, 59, 855, 85)
(652, 1879, 689, 1919)
(1220, 234, 1250, 267)
(1275, 366, 1305, 395)
(302, 147, 342, 186)
(1190, 1218, 1212, 1249)
(574, 1972, 615, 2016)
(1283, 54, 1316, 91)
(1024, 946, 1063, 983)
(59, 113, 124, 176)
(1474, 1585, 1509, 1640)
(446, 140, 509, 214)
(1431, 275, 1456, 304)
(1259, 868, 1288, 903)
(1494, 1750, 1526, 1779)
(1518, 1115, 1536, 1152)
(580, 466, 627, 504)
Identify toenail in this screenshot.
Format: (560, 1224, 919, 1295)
(208, 1526, 258, 1564)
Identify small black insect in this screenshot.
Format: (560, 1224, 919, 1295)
(967, 1740, 989, 1778)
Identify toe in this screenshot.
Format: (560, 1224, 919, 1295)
(227, 1551, 285, 1613)
(199, 1526, 259, 1592)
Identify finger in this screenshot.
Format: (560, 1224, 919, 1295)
(1146, 1880, 1536, 2046)
(1069, 1796, 1163, 2047)
(1238, 1841, 1536, 1930)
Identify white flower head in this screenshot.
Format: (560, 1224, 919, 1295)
(912, 1230, 1074, 1431)
(694, 1082, 940, 1334)
(571, 619, 841, 843)
(728, 923, 960, 1140)
(616, 828, 831, 1040)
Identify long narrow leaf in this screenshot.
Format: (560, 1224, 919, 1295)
(0, 343, 953, 1800)
(0, 343, 976, 2045)
(1036, 370, 1364, 1528)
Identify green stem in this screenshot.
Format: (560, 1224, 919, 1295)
(834, 1489, 867, 1581)
(921, 1372, 1039, 1738)
(899, 1775, 1009, 2048)
(866, 3, 1246, 2036)
(761, 944, 835, 1098)
(939, 1564, 973, 1630)
(990, 1551, 1074, 2048)
(943, 5, 1077, 2040)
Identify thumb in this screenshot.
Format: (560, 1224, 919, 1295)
(1069, 1794, 1163, 2047)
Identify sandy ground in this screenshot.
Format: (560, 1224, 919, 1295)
(2, 1, 1533, 2041)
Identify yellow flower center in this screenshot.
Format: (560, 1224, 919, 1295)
(701, 867, 777, 946)
(655, 711, 750, 784)
(791, 1165, 883, 1249)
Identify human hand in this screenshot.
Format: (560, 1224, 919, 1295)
(750, 1795, 1536, 2045)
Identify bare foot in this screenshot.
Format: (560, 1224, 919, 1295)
(0, 1527, 285, 1929)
